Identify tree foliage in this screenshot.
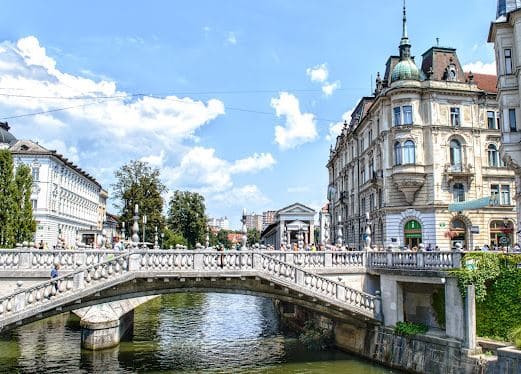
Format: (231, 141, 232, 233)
(162, 227, 187, 248)
(112, 160, 166, 242)
(167, 190, 207, 248)
(0, 150, 36, 247)
(0, 150, 17, 247)
(13, 164, 36, 243)
(247, 228, 260, 246)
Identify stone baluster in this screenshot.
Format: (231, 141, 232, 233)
(324, 252, 333, 267)
(417, 252, 424, 268)
(132, 204, 140, 248)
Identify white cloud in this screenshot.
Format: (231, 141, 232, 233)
(326, 109, 353, 142)
(227, 32, 237, 45)
(306, 63, 328, 83)
(229, 153, 276, 174)
(164, 147, 275, 205)
(271, 92, 317, 150)
(212, 185, 269, 206)
(462, 61, 497, 75)
(287, 186, 310, 193)
(140, 150, 165, 167)
(322, 80, 340, 96)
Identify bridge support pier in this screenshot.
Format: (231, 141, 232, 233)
(81, 309, 134, 350)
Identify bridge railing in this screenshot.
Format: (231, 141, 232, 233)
(258, 253, 379, 319)
(0, 253, 130, 324)
(0, 248, 466, 272)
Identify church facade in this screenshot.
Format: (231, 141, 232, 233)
(327, 5, 516, 251)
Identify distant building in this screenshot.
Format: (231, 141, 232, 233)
(262, 210, 276, 229)
(245, 213, 263, 232)
(208, 216, 229, 231)
(227, 232, 244, 244)
(261, 203, 316, 249)
(0, 123, 107, 248)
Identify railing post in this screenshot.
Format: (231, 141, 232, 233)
(73, 271, 85, 290)
(337, 284, 345, 301)
(252, 253, 262, 271)
(374, 290, 382, 320)
(295, 268, 304, 286)
(285, 253, 293, 265)
(363, 251, 368, 268)
(386, 250, 393, 267)
(128, 253, 141, 272)
(417, 252, 424, 268)
(452, 251, 462, 269)
(75, 252, 86, 267)
(194, 252, 204, 271)
(19, 252, 31, 269)
(325, 252, 333, 267)
(14, 282, 26, 312)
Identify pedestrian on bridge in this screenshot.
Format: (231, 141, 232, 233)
(50, 264, 60, 292)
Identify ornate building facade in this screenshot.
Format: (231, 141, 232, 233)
(489, 0, 521, 244)
(0, 123, 106, 248)
(327, 6, 516, 251)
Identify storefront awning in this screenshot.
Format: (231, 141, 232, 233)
(448, 196, 495, 212)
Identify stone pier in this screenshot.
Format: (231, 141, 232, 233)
(74, 296, 156, 350)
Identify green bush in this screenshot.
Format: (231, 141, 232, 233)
(394, 321, 428, 336)
(451, 253, 521, 340)
(431, 288, 446, 328)
(510, 326, 521, 349)
(298, 320, 333, 351)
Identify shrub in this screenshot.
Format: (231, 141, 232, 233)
(510, 326, 521, 349)
(298, 320, 333, 351)
(394, 321, 428, 336)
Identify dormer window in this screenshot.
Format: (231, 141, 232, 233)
(444, 59, 458, 81)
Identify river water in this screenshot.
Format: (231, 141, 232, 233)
(0, 293, 399, 373)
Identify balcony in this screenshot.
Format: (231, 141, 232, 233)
(443, 163, 474, 185)
(391, 164, 425, 204)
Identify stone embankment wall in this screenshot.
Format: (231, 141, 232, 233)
(276, 302, 496, 374)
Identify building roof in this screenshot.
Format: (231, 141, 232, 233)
(0, 122, 17, 146)
(465, 72, 498, 93)
(10, 139, 101, 188)
(391, 59, 420, 82)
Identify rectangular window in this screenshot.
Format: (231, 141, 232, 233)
(509, 108, 517, 131)
(487, 111, 496, 129)
(491, 184, 499, 205)
(501, 185, 511, 205)
(31, 199, 37, 210)
(31, 167, 39, 182)
(450, 107, 460, 126)
(360, 166, 366, 184)
(360, 138, 365, 151)
(403, 105, 413, 125)
(378, 189, 383, 208)
(393, 107, 401, 126)
(351, 194, 355, 214)
(361, 198, 366, 213)
(368, 129, 373, 143)
(505, 48, 513, 75)
(497, 112, 501, 129)
(369, 193, 375, 212)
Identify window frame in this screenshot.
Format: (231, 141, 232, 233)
(403, 140, 416, 164)
(509, 108, 517, 132)
(393, 107, 401, 126)
(487, 111, 496, 129)
(450, 107, 461, 127)
(452, 183, 465, 202)
(505, 48, 513, 75)
(488, 144, 499, 167)
(403, 105, 413, 125)
(501, 185, 511, 205)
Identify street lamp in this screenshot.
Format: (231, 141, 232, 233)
(142, 215, 147, 245)
(161, 232, 165, 249)
(503, 217, 511, 252)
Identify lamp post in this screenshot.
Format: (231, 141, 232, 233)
(142, 215, 147, 245)
(336, 215, 343, 247)
(503, 217, 511, 252)
(161, 232, 164, 249)
(241, 209, 247, 250)
(132, 204, 140, 247)
(364, 212, 372, 250)
(154, 226, 159, 249)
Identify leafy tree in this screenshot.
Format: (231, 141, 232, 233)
(13, 164, 36, 243)
(112, 160, 166, 242)
(247, 228, 260, 246)
(216, 229, 232, 249)
(162, 227, 187, 249)
(0, 150, 17, 247)
(167, 190, 207, 248)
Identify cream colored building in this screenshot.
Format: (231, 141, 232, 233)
(489, 0, 521, 245)
(327, 6, 516, 251)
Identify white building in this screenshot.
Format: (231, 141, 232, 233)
(489, 0, 521, 244)
(208, 216, 229, 231)
(0, 124, 106, 248)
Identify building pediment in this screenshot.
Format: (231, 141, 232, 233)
(286, 220, 309, 230)
(277, 202, 316, 216)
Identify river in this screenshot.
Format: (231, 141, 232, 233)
(0, 293, 400, 373)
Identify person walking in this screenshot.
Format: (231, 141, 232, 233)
(50, 264, 60, 292)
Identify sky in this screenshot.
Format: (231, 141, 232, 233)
(0, 1, 498, 229)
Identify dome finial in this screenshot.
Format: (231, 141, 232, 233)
(400, 0, 409, 47)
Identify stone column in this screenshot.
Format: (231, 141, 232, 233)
(445, 277, 465, 341)
(463, 284, 480, 354)
(81, 310, 134, 350)
(380, 275, 403, 326)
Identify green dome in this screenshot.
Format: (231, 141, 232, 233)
(391, 59, 420, 82)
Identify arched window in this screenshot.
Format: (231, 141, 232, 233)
(488, 144, 499, 167)
(394, 142, 402, 165)
(453, 183, 465, 202)
(403, 140, 416, 164)
(450, 139, 462, 171)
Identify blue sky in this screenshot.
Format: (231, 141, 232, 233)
(0, 1, 497, 228)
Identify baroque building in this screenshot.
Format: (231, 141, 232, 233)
(0, 122, 106, 248)
(327, 6, 516, 251)
(489, 0, 521, 244)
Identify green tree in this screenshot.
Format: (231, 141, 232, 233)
(162, 227, 187, 249)
(167, 190, 207, 248)
(216, 229, 232, 249)
(0, 150, 17, 247)
(13, 164, 36, 243)
(247, 228, 260, 246)
(112, 160, 166, 242)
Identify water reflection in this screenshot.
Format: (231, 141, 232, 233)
(0, 293, 397, 373)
